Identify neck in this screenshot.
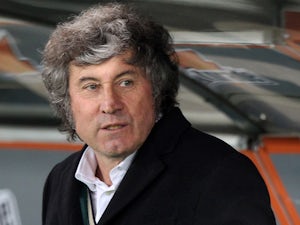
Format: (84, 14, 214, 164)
(94, 155, 124, 186)
(96, 166, 112, 186)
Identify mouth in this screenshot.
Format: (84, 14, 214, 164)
(102, 123, 127, 131)
(105, 125, 125, 130)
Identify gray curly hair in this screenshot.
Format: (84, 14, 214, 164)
(41, 3, 179, 141)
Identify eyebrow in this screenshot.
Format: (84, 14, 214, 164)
(78, 76, 99, 83)
(78, 69, 138, 84)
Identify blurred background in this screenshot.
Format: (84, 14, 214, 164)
(1, 0, 300, 224)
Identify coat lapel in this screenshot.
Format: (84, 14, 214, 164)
(98, 141, 165, 225)
(98, 107, 191, 225)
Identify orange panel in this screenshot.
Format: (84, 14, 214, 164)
(258, 149, 300, 225)
(284, 11, 300, 30)
(0, 141, 83, 152)
(176, 50, 220, 70)
(242, 150, 293, 225)
(0, 38, 36, 73)
(260, 137, 300, 153)
(242, 136, 300, 225)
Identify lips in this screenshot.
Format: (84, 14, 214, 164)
(105, 125, 124, 130)
(101, 123, 127, 130)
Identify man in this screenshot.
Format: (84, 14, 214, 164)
(42, 3, 276, 225)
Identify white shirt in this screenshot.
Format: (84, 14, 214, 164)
(75, 146, 136, 223)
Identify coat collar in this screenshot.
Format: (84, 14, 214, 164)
(98, 107, 191, 225)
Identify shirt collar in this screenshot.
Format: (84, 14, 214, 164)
(75, 146, 136, 191)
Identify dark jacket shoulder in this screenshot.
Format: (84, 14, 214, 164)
(43, 149, 85, 225)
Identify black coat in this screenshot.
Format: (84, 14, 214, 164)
(43, 107, 276, 225)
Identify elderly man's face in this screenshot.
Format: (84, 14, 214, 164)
(69, 53, 156, 161)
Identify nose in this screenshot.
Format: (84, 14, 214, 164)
(100, 86, 123, 114)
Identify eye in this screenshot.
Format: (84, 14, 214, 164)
(83, 83, 99, 91)
(120, 79, 134, 87)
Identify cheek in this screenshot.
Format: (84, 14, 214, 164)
(71, 95, 96, 115)
(70, 99, 81, 120)
(130, 89, 153, 114)
(135, 95, 156, 130)
(70, 97, 91, 128)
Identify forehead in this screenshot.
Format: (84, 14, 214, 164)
(69, 53, 145, 80)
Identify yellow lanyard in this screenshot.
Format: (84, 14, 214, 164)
(87, 189, 96, 225)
